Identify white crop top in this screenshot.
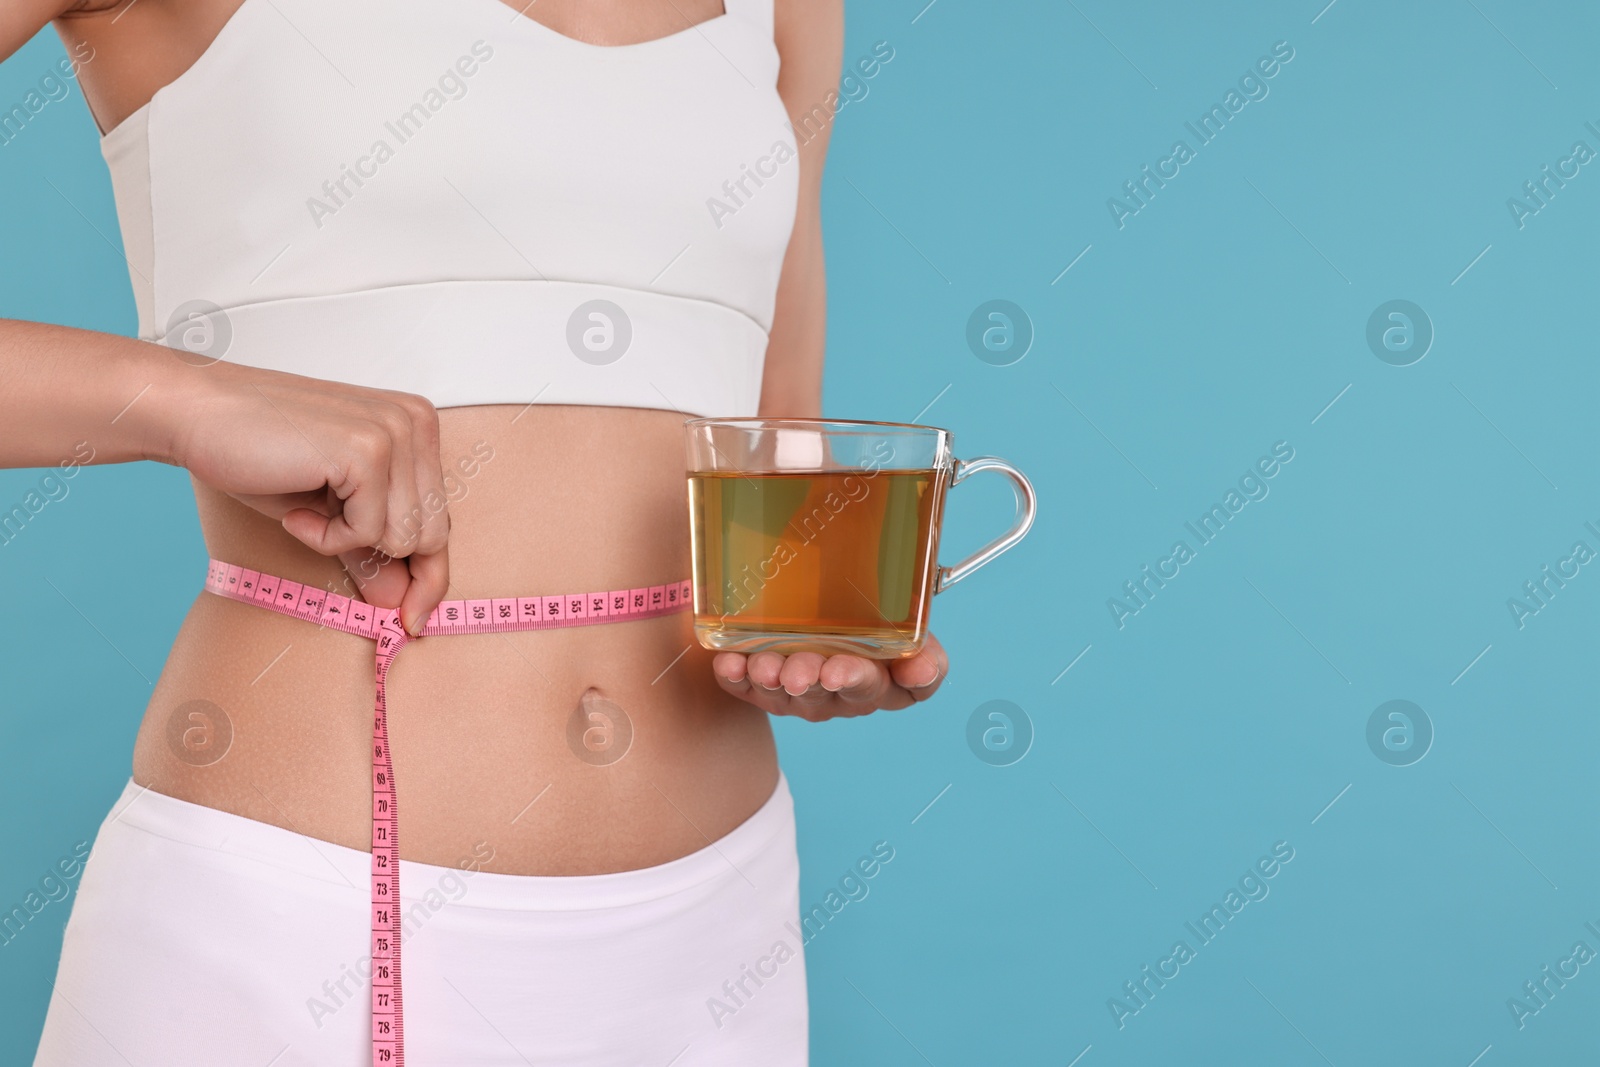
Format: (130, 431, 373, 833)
(100, 0, 799, 416)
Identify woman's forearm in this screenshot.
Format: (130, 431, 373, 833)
(0, 318, 191, 470)
(0, 316, 458, 628)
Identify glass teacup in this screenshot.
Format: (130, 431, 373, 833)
(685, 417, 1035, 659)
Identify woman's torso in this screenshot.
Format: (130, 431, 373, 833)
(61, 0, 800, 875)
(149, 406, 781, 876)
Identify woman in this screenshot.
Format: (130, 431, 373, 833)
(2, 0, 948, 1062)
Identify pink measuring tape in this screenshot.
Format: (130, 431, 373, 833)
(203, 559, 691, 1065)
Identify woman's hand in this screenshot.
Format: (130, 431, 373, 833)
(711, 635, 948, 721)
(170, 360, 450, 635)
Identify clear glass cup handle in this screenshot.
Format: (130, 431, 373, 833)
(935, 456, 1037, 594)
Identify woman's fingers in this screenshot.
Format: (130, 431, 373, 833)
(888, 634, 948, 698)
(282, 503, 363, 557)
(324, 546, 444, 636)
(400, 548, 449, 636)
(712, 652, 752, 690)
(216, 382, 452, 635)
(355, 396, 449, 632)
(403, 396, 451, 558)
(379, 414, 421, 559)
(777, 653, 827, 696)
(713, 652, 801, 714)
(743, 651, 787, 692)
(337, 547, 408, 608)
(369, 395, 449, 633)
(182, 365, 455, 576)
(818, 655, 881, 697)
(227, 488, 333, 521)
(714, 643, 949, 721)
(285, 428, 392, 556)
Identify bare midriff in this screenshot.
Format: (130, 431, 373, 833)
(132, 405, 780, 875)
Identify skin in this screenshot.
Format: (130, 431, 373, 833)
(0, 0, 948, 877)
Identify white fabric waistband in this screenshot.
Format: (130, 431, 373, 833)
(101, 773, 793, 911)
(151, 279, 769, 417)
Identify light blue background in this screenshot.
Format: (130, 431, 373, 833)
(3, 1, 1598, 1063)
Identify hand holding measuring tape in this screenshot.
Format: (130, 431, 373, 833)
(168, 360, 452, 634)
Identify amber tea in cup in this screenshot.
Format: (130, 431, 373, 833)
(685, 418, 1035, 659)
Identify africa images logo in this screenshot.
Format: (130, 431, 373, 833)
(1106, 41, 1296, 230)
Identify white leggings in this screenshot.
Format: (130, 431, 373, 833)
(34, 776, 808, 1065)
